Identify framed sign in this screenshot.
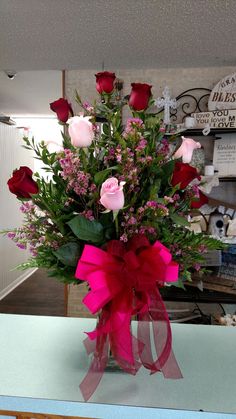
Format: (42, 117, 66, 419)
(192, 109, 236, 129)
(208, 73, 236, 111)
(213, 133, 236, 177)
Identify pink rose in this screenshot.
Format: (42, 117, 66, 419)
(174, 136, 201, 163)
(100, 177, 125, 211)
(45, 140, 63, 153)
(68, 115, 94, 147)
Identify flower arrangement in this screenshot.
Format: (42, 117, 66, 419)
(5, 71, 223, 400)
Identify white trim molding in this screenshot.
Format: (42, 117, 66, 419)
(0, 268, 38, 301)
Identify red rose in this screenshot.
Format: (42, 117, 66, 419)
(7, 166, 39, 199)
(129, 83, 152, 111)
(50, 98, 73, 123)
(95, 71, 116, 94)
(191, 190, 208, 209)
(171, 162, 201, 189)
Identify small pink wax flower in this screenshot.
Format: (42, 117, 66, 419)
(100, 177, 125, 211)
(174, 136, 201, 163)
(68, 114, 94, 147)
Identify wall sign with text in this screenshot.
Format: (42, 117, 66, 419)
(208, 73, 236, 111)
(192, 109, 236, 129)
(213, 134, 236, 177)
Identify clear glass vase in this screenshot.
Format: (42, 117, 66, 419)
(106, 349, 122, 372)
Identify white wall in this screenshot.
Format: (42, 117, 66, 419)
(0, 71, 62, 299)
(0, 123, 36, 298)
(13, 116, 63, 175)
(65, 66, 236, 111)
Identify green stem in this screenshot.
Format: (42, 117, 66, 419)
(114, 213, 119, 238)
(81, 148, 88, 170)
(35, 197, 67, 235)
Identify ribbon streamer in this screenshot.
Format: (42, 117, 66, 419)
(75, 235, 182, 401)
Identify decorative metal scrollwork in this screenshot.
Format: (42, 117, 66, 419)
(170, 88, 211, 123)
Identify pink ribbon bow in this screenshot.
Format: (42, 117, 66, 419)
(75, 235, 182, 401)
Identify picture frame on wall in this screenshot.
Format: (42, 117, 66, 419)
(213, 133, 236, 177)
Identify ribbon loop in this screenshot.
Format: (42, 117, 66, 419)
(75, 234, 182, 401)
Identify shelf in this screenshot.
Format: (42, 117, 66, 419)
(208, 197, 236, 210)
(202, 175, 236, 182)
(0, 116, 15, 126)
(219, 177, 236, 182)
(186, 128, 236, 136)
(161, 283, 236, 303)
(190, 274, 236, 297)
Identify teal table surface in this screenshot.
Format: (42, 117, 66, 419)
(0, 313, 235, 418)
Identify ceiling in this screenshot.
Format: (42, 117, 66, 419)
(1, 0, 235, 116)
(1, 0, 236, 71)
(0, 71, 62, 116)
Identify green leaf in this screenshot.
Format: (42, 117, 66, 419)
(170, 279, 186, 289)
(149, 179, 161, 200)
(170, 213, 190, 227)
(67, 215, 104, 243)
(94, 166, 118, 185)
(22, 146, 32, 150)
(101, 123, 109, 135)
(75, 90, 82, 105)
(96, 103, 112, 113)
(149, 165, 162, 176)
(161, 160, 175, 179)
(145, 116, 160, 129)
(61, 132, 73, 149)
(53, 242, 81, 267)
(41, 148, 48, 164)
(159, 160, 175, 190)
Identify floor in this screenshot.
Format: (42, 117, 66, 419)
(0, 269, 233, 324)
(0, 269, 65, 316)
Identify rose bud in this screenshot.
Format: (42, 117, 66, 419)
(100, 177, 125, 211)
(7, 166, 39, 199)
(174, 136, 201, 163)
(129, 83, 152, 111)
(95, 71, 116, 94)
(171, 162, 201, 189)
(50, 98, 73, 123)
(68, 115, 95, 147)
